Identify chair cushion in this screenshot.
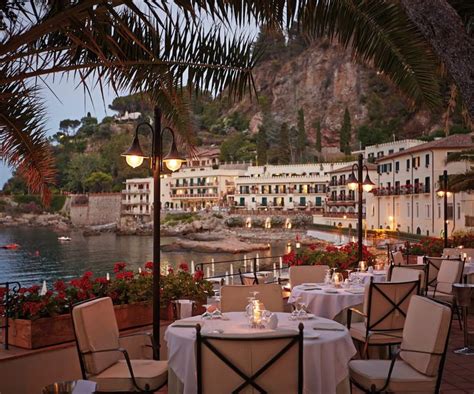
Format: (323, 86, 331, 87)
(426, 289, 454, 303)
(350, 322, 403, 345)
(72, 298, 120, 375)
(349, 359, 437, 392)
(92, 359, 168, 392)
(221, 284, 285, 312)
(289, 265, 329, 287)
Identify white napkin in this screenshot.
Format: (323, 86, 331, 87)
(178, 300, 193, 319)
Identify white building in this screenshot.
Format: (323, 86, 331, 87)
(121, 177, 153, 220)
(366, 134, 474, 236)
(313, 162, 378, 228)
(232, 163, 354, 212)
(353, 139, 425, 163)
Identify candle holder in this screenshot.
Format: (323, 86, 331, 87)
(332, 272, 344, 288)
(358, 260, 367, 272)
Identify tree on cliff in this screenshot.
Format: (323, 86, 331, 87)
(277, 123, 291, 164)
(59, 119, 81, 137)
(340, 108, 352, 155)
(314, 118, 322, 154)
(256, 126, 268, 165)
(296, 108, 308, 163)
(84, 172, 113, 193)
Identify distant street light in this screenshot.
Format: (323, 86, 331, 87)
(122, 107, 185, 360)
(436, 170, 453, 248)
(346, 153, 375, 262)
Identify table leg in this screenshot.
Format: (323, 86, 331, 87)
(454, 306, 474, 355)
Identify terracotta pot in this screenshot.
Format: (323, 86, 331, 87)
(3, 301, 155, 349)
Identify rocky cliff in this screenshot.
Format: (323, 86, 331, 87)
(230, 40, 440, 149)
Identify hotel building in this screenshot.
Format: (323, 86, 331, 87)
(366, 134, 474, 236)
(232, 163, 353, 212)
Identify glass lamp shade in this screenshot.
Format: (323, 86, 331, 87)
(346, 172, 358, 191)
(125, 155, 144, 168)
(436, 189, 445, 197)
(446, 191, 453, 198)
(164, 158, 185, 172)
(362, 174, 375, 192)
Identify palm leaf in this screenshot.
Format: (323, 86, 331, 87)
(0, 83, 56, 203)
(448, 171, 474, 192)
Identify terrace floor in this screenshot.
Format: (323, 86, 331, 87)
(1, 317, 473, 393)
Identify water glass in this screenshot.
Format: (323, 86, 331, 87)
(201, 304, 213, 320)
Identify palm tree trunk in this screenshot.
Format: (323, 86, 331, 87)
(399, 0, 474, 119)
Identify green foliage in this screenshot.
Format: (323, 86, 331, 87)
(84, 171, 113, 193)
(162, 212, 198, 226)
(76, 114, 98, 137)
(270, 216, 285, 227)
(220, 133, 255, 162)
(296, 108, 307, 162)
(59, 119, 80, 136)
(256, 126, 268, 165)
(65, 153, 105, 193)
(108, 93, 153, 116)
(314, 118, 322, 153)
(275, 123, 291, 164)
(339, 107, 352, 155)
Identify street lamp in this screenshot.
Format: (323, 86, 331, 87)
(346, 153, 375, 262)
(436, 170, 453, 248)
(122, 107, 185, 359)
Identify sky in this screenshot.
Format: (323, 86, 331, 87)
(0, 78, 119, 187)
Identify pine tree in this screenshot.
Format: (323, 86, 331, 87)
(256, 126, 268, 165)
(277, 123, 291, 164)
(314, 118, 322, 153)
(340, 107, 352, 155)
(296, 108, 307, 162)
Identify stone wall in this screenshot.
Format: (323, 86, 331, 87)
(69, 193, 122, 226)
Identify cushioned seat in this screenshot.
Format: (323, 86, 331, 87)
(221, 284, 285, 312)
(426, 289, 454, 303)
(349, 359, 437, 392)
(93, 359, 168, 392)
(289, 265, 329, 287)
(350, 322, 403, 345)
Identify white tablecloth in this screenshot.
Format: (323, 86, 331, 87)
(165, 312, 356, 394)
(289, 286, 365, 319)
(464, 262, 474, 276)
(357, 270, 387, 284)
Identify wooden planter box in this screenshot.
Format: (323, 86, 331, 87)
(3, 301, 154, 350)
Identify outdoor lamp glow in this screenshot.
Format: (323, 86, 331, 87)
(362, 174, 375, 192)
(162, 139, 185, 172)
(126, 155, 144, 168)
(346, 172, 358, 191)
(122, 133, 147, 168)
(436, 189, 445, 197)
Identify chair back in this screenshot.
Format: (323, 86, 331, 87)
(239, 269, 258, 285)
(220, 284, 285, 313)
(289, 265, 329, 287)
(425, 257, 443, 288)
(364, 279, 419, 331)
(71, 297, 120, 376)
(196, 324, 303, 394)
(389, 266, 424, 287)
(436, 259, 464, 295)
(400, 296, 452, 378)
(391, 251, 405, 265)
(442, 248, 462, 259)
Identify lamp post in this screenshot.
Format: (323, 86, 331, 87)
(346, 153, 375, 262)
(436, 170, 452, 248)
(122, 107, 185, 359)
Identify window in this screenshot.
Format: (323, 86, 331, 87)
(416, 202, 419, 218)
(426, 204, 430, 218)
(388, 149, 394, 154)
(424, 177, 430, 193)
(425, 154, 430, 167)
(457, 204, 461, 220)
(438, 204, 441, 219)
(407, 202, 410, 217)
(395, 161, 400, 172)
(406, 159, 410, 171)
(371, 205, 375, 216)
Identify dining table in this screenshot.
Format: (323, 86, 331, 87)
(288, 284, 365, 320)
(165, 311, 357, 394)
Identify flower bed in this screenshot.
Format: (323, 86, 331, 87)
(1, 262, 213, 349)
(282, 242, 376, 270)
(406, 231, 474, 256)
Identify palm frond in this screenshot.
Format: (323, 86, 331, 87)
(447, 148, 474, 163)
(449, 171, 474, 192)
(0, 83, 56, 203)
(296, 0, 442, 109)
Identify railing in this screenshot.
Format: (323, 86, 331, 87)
(172, 193, 219, 198)
(373, 184, 430, 196)
(0, 281, 21, 350)
(121, 189, 150, 194)
(323, 212, 359, 218)
(194, 255, 290, 284)
(230, 207, 322, 214)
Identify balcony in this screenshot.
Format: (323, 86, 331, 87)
(326, 196, 356, 206)
(122, 189, 150, 194)
(323, 212, 361, 219)
(372, 183, 430, 196)
(172, 193, 219, 199)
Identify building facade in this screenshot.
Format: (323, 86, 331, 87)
(366, 134, 474, 236)
(232, 163, 354, 213)
(121, 177, 154, 221)
(353, 139, 425, 162)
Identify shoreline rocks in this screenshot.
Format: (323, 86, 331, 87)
(161, 236, 271, 253)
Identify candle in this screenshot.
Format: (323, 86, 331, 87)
(333, 272, 343, 287)
(206, 266, 211, 278)
(106, 272, 110, 281)
(191, 261, 195, 273)
(244, 257, 247, 272)
(138, 267, 142, 274)
(273, 262, 277, 278)
(211, 258, 215, 274)
(230, 263, 234, 279)
(462, 253, 467, 260)
(279, 256, 283, 270)
(225, 271, 230, 285)
(256, 254, 260, 271)
(358, 261, 367, 272)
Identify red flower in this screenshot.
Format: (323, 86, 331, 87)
(116, 271, 134, 280)
(83, 271, 93, 279)
(193, 270, 204, 281)
(95, 277, 108, 284)
(168, 267, 174, 275)
(179, 262, 189, 272)
(54, 280, 66, 292)
(113, 262, 127, 273)
(144, 261, 153, 271)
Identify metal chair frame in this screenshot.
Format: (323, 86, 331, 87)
(350, 299, 453, 394)
(196, 323, 304, 394)
(0, 281, 21, 350)
(71, 298, 164, 393)
(347, 278, 420, 358)
(387, 263, 427, 294)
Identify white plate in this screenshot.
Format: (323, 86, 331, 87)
(301, 283, 318, 286)
(324, 289, 339, 294)
(303, 331, 320, 339)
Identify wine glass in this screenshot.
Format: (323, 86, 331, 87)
(297, 301, 307, 318)
(201, 304, 213, 320)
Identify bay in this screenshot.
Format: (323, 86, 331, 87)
(0, 227, 287, 286)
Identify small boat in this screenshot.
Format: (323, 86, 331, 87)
(2, 243, 20, 250)
(58, 236, 71, 242)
